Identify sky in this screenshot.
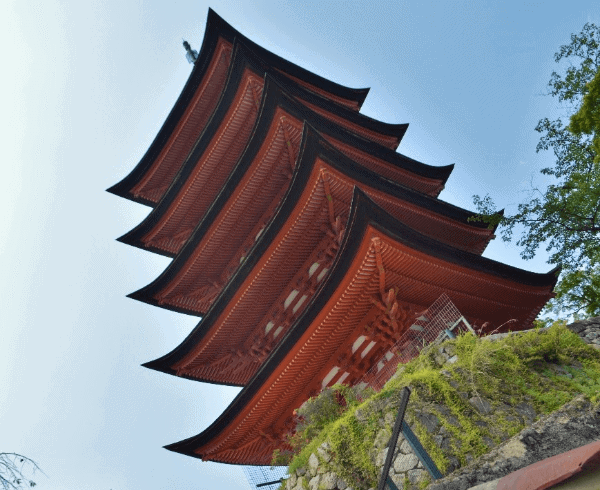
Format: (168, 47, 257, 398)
(1, 1, 599, 489)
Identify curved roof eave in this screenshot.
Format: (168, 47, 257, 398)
(116, 42, 272, 255)
(232, 38, 407, 150)
(161, 186, 372, 460)
(128, 115, 491, 322)
(117, 43, 449, 257)
(107, 8, 371, 205)
(129, 107, 488, 319)
(106, 11, 227, 205)
(233, 40, 449, 180)
(141, 131, 557, 380)
(140, 124, 320, 377)
(162, 187, 559, 459)
(206, 8, 370, 109)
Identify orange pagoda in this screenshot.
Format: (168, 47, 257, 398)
(109, 9, 558, 466)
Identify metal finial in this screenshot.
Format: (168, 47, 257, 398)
(182, 39, 198, 64)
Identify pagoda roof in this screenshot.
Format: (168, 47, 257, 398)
(129, 121, 496, 320)
(159, 188, 558, 465)
(107, 8, 370, 206)
(141, 132, 552, 389)
(203, 9, 370, 110)
(117, 43, 457, 259)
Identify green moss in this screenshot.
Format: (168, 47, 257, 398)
(419, 475, 432, 489)
(410, 414, 449, 473)
(281, 322, 600, 490)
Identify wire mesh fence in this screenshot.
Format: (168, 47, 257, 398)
(242, 465, 288, 489)
(357, 293, 473, 391)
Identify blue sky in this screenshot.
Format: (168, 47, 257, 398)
(2, 1, 599, 489)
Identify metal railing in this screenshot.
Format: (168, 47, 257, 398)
(377, 387, 443, 490)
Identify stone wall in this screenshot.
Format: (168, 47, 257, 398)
(566, 316, 600, 348)
(428, 394, 600, 490)
(283, 317, 600, 490)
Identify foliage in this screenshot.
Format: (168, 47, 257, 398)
(0, 454, 42, 490)
(570, 67, 600, 162)
(471, 23, 600, 318)
(278, 323, 600, 489)
(546, 266, 600, 319)
(271, 384, 367, 468)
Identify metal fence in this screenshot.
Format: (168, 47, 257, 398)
(242, 465, 288, 490)
(358, 293, 473, 391)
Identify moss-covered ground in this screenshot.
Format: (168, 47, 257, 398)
(276, 322, 600, 489)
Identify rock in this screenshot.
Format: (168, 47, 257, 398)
(434, 351, 449, 366)
(287, 474, 297, 489)
(296, 467, 306, 477)
(519, 428, 540, 447)
(469, 396, 492, 414)
(448, 379, 460, 390)
(570, 360, 583, 370)
(446, 456, 460, 474)
(337, 477, 348, 490)
(567, 316, 600, 335)
(407, 469, 428, 484)
(385, 411, 395, 426)
(394, 453, 419, 472)
(566, 320, 587, 334)
(317, 441, 332, 462)
(415, 411, 440, 433)
(514, 402, 536, 423)
(376, 447, 389, 466)
(355, 407, 367, 423)
(447, 355, 459, 364)
(389, 473, 406, 489)
(374, 428, 391, 449)
(468, 479, 501, 490)
(320, 472, 337, 490)
(392, 433, 405, 449)
(308, 453, 319, 477)
(483, 436, 496, 449)
(399, 439, 413, 454)
(499, 439, 527, 459)
(294, 476, 306, 490)
(308, 474, 321, 490)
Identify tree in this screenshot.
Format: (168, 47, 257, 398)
(0, 453, 43, 489)
(472, 23, 600, 319)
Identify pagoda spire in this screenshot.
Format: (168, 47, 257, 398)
(182, 40, 198, 63)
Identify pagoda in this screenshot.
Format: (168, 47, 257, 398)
(109, 9, 558, 466)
